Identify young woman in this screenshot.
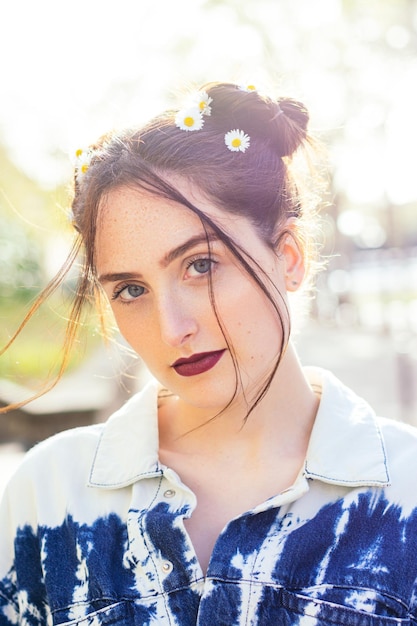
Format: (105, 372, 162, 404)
(1, 82, 417, 625)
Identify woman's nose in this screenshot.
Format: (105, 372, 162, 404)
(157, 293, 199, 348)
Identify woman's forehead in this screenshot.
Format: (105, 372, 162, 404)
(97, 184, 241, 238)
(98, 186, 198, 231)
(95, 183, 267, 272)
(95, 187, 212, 270)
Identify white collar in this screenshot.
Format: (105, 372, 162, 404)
(303, 368, 389, 487)
(88, 368, 389, 489)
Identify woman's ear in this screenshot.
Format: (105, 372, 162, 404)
(279, 222, 306, 292)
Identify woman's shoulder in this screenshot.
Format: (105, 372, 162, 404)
(378, 414, 417, 459)
(376, 415, 417, 498)
(3, 421, 105, 502)
(4, 380, 160, 492)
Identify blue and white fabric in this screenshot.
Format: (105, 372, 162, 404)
(1, 369, 417, 625)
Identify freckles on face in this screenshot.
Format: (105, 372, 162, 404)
(94, 183, 289, 408)
(94, 187, 224, 353)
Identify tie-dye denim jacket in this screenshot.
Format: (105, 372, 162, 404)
(1, 368, 417, 626)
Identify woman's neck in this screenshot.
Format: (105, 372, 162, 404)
(158, 342, 319, 464)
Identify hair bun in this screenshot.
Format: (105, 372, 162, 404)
(273, 97, 310, 158)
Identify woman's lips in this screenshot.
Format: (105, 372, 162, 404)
(172, 350, 225, 377)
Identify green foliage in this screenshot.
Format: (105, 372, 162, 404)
(0, 143, 83, 382)
(0, 213, 44, 302)
(0, 296, 101, 384)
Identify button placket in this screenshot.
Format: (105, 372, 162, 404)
(125, 509, 162, 595)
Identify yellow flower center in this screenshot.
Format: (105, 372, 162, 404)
(199, 101, 205, 111)
(81, 164, 89, 174)
(231, 138, 242, 148)
(184, 116, 195, 127)
(247, 84, 256, 91)
(75, 149, 83, 158)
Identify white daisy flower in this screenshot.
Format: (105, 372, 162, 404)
(224, 129, 251, 153)
(239, 84, 257, 93)
(74, 148, 92, 180)
(175, 107, 205, 131)
(189, 90, 213, 116)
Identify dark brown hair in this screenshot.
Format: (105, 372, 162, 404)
(1, 82, 322, 415)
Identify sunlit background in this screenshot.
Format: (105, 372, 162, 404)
(0, 0, 417, 466)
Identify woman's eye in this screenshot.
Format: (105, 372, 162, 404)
(113, 284, 145, 301)
(187, 258, 213, 275)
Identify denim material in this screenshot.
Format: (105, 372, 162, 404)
(1, 369, 417, 625)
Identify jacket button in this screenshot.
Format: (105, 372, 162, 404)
(164, 489, 176, 498)
(161, 561, 173, 574)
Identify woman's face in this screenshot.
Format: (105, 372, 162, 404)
(95, 181, 298, 414)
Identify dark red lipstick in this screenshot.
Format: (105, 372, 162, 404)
(172, 350, 225, 377)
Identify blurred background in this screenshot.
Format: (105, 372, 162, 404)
(1, 0, 417, 488)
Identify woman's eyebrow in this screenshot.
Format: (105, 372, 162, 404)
(98, 271, 140, 285)
(160, 232, 219, 268)
(98, 233, 219, 284)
